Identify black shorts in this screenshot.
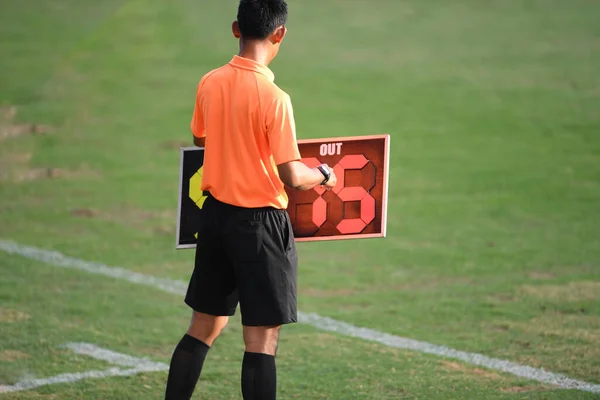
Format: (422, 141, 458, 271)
(184, 193, 299, 327)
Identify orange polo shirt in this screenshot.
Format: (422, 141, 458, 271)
(190, 55, 301, 209)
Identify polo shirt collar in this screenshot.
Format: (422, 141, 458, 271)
(229, 55, 275, 82)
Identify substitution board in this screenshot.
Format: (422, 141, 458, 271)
(175, 134, 390, 249)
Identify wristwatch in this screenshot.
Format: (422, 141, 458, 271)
(317, 164, 330, 185)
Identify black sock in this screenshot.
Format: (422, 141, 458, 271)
(241, 352, 277, 400)
(164, 334, 210, 400)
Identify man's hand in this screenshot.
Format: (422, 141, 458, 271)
(193, 136, 206, 147)
(322, 165, 337, 191)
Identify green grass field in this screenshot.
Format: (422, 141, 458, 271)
(1, 0, 599, 398)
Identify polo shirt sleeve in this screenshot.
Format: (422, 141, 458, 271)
(266, 93, 302, 165)
(190, 83, 205, 138)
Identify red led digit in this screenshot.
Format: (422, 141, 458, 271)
(294, 153, 376, 236)
(333, 154, 377, 235)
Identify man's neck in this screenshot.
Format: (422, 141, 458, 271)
(238, 39, 272, 66)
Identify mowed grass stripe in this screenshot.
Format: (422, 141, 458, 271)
(2, 238, 598, 395)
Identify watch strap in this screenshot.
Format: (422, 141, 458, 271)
(317, 164, 330, 185)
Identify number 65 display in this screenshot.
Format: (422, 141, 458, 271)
(175, 134, 390, 249)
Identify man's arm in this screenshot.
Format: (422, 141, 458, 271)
(190, 81, 206, 146)
(267, 93, 337, 191)
(277, 161, 326, 190)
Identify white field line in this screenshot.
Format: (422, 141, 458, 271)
(61, 342, 168, 370)
(1, 238, 599, 395)
(0, 342, 168, 393)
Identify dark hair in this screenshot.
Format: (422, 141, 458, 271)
(237, 0, 288, 40)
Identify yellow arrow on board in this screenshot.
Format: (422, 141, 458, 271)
(189, 166, 207, 241)
(189, 167, 207, 208)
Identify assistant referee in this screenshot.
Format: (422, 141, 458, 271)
(164, 1, 337, 399)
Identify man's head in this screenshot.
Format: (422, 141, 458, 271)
(232, 0, 288, 63)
